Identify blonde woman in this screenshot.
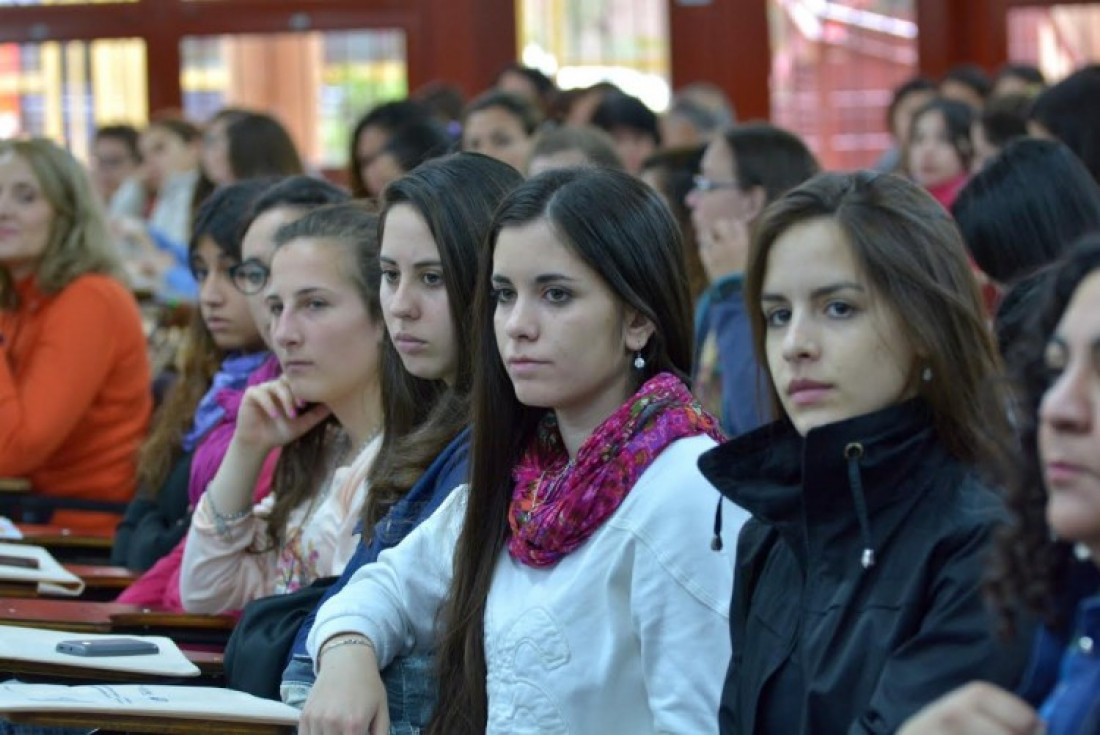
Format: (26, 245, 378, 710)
(0, 138, 151, 533)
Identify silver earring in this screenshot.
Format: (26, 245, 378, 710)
(921, 366, 933, 383)
(633, 352, 646, 370)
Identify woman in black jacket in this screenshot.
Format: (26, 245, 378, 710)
(699, 171, 1034, 734)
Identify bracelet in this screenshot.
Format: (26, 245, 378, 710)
(318, 635, 376, 670)
(206, 494, 251, 537)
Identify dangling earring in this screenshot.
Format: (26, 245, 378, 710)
(633, 352, 646, 370)
(921, 366, 933, 383)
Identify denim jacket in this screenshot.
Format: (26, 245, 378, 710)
(1016, 561, 1100, 735)
(280, 428, 470, 734)
(692, 274, 770, 438)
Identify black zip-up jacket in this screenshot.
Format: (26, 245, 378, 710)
(699, 400, 1033, 734)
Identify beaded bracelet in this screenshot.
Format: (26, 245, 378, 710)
(318, 635, 376, 670)
(206, 494, 251, 537)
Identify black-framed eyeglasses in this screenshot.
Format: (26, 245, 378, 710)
(692, 175, 741, 193)
(229, 259, 270, 295)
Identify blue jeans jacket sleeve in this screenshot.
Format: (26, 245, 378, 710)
(279, 428, 471, 729)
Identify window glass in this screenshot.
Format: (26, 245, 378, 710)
(0, 38, 147, 162)
(1008, 5, 1100, 81)
(518, 0, 670, 110)
(769, 0, 918, 169)
(180, 29, 407, 169)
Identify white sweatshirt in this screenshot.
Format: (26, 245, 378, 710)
(308, 434, 747, 735)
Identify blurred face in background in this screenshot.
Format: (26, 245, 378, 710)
(140, 125, 198, 191)
(91, 135, 139, 202)
(0, 152, 54, 281)
(463, 106, 533, 173)
(908, 110, 966, 188)
(201, 117, 235, 186)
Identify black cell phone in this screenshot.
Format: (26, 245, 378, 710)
(55, 638, 160, 657)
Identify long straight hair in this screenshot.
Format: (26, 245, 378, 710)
(137, 179, 269, 495)
(746, 171, 1008, 467)
(360, 154, 523, 542)
(431, 167, 694, 733)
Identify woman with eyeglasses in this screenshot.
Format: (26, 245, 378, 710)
(112, 180, 271, 575)
(685, 123, 819, 438)
(116, 176, 351, 611)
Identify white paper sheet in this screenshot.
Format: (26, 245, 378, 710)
(0, 518, 21, 541)
(0, 543, 83, 596)
(0, 626, 199, 677)
(0, 681, 300, 725)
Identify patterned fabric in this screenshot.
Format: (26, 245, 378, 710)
(694, 330, 723, 421)
(181, 350, 270, 452)
(508, 372, 724, 568)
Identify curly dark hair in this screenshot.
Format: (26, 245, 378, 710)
(986, 238, 1100, 637)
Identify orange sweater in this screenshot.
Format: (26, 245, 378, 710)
(0, 274, 152, 533)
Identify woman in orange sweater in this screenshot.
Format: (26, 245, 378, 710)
(0, 138, 151, 533)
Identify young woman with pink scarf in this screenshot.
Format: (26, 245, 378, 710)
(300, 167, 748, 735)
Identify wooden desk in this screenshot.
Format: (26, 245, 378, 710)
(6, 711, 292, 734)
(0, 478, 30, 494)
(0, 648, 223, 684)
(0, 597, 236, 644)
(0, 597, 127, 633)
(0, 564, 136, 600)
(16, 524, 114, 550)
(110, 608, 236, 647)
(13, 524, 115, 565)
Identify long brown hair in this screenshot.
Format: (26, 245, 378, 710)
(136, 180, 269, 495)
(0, 139, 123, 309)
(360, 154, 523, 545)
(746, 171, 1008, 467)
(260, 202, 384, 551)
(431, 168, 694, 733)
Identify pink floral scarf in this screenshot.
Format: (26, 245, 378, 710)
(507, 372, 724, 568)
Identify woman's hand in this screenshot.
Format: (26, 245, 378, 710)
(300, 643, 390, 735)
(233, 377, 331, 454)
(898, 682, 1043, 735)
(699, 216, 752, 283)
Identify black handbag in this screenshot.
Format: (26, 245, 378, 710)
(223, 575, 338, 699)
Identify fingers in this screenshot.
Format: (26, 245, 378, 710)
(899, 682, 1042, 735)
(370, 707, 390, 735)
(964, 683, 1042, 734)
(245, 377, 304, 420)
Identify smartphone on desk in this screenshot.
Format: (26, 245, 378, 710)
(56, 638, 160, 657)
